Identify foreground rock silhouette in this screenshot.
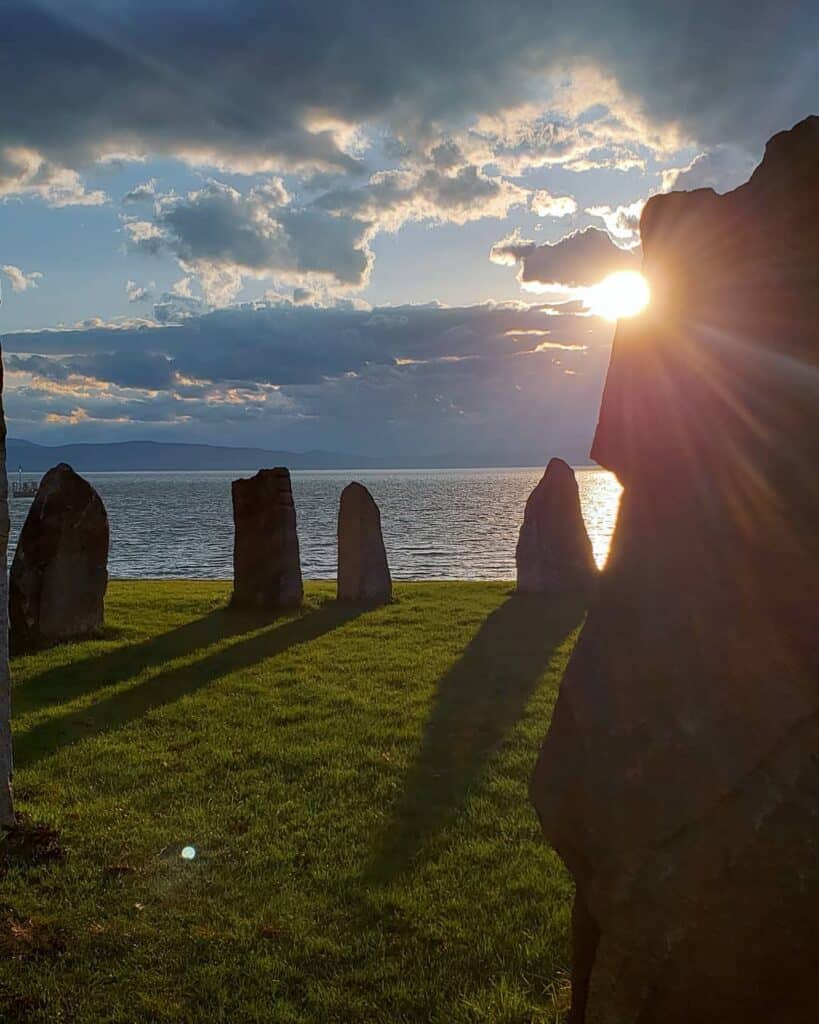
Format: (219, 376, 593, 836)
(337, 482, 391, 604)
(231, 468, 303, 610)
(0, 353, 13, 825)
(531, 115, 819, 1023)
(515, 458, 596, 595)
(10, 463, 109, 652)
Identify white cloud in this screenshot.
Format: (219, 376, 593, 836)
(185, 262, 246, 307)
(585, 198, 646, 247)
(1, 264, 43, 293)
(531, 189, 578, 218)
(171, 277, 194, 298)
(125, 279, 155, 303)
(123, 218, 165, 254)
(122, 178, 157, 204)
(464, 67, 685, 177)
(125, 163, 527, 306)
(0, 147, 106, 207)
(315, 163, 528, 232)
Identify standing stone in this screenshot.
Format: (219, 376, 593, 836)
(515, 458, 596, 595)
(0, 349, 13, 826)
(10, 463, 109, 652)
(231, 468, 303, 610)
(337, 482, 391, 604)
(530, 116, 819, 1023)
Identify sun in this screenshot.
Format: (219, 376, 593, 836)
(585, 271, 650, 321)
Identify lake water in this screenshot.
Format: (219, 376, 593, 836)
(8, 467, 622, 580)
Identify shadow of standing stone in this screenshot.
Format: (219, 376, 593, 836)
(337, 482, 391, 604)
(10, 463, 109, 653)
(515, 458, 596, 596)
(231, 467, 303, 610)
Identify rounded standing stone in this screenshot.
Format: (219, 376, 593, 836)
(515, 457, 596, 595)
(337, 482, 391, 604)
(231, 467, 303, 610)
(10, 462, 109, 651)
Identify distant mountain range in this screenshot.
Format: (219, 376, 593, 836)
(5, 438, 586, 473)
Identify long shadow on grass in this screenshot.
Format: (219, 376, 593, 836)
(12, 606, 273, 718)
(367, 592, 585, 882)
(14, 601, 363, 769)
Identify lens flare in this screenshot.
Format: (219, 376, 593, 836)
(585, 271, 650, 321)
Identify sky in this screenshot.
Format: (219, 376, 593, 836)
(0, 1, 817, 462)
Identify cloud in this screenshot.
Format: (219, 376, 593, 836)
(125, 279, 154, 303)
(8, 350, 176, 391)
(311, 163, 528, 233)
(152, 279, 207, 323)
(490, 226, 637, 290)
(126, 162, 528, 303)
(124, 219, 165, 256)
(661, 145, 759, 194)
(430, 140, 465, 170)
(1, 1, 815, 210)
(6, 353, 71, 380)
(122, 178, 157, 204)
(2, 298, 611, 459)
(4, 299, 591, 383)
(292, 287, 317, 305)
(1, 264, 43, 293)
(464, 69, 684, 176)
(0, 147, 106, 207)
(585, 198, 645, 246)
(125, 179, 371, 303)
(531, 190, 578, 218)
(1, 0, 814, 322)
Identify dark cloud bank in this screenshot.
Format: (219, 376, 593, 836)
(2, 1, 816, 175)
(3, 301, 609, 463)
(491, 227, 637, 289)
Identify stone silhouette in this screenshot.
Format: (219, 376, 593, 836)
(337, 482, 391, 604)
(231, 467, 303, 610)
(531, 116, 819, 1023)
(515, 458, 596, 595)
(0, 351, 13, 825)
(10, 463, 109, 652)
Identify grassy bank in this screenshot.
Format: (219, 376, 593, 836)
(0, 580, 582, 1023)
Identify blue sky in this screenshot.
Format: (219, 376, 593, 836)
(0, 1, 816, 461)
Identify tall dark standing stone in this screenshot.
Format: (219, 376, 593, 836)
(231, 468, 303, 610)
(337, 482, 391, 604)
(0, 349, 13, 826)
(530, 116, 819, 1023)
(515, 458, 596, 595)
(10, 463, 109, 652)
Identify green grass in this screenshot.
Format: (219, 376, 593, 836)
(0, 580, 583, 1024)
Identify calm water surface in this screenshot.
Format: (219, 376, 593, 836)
(8, 468, 622, 580)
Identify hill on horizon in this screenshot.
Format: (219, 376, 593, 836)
(4, 438, 590, 473)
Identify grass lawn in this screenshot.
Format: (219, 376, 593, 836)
(0, 580, 583, 1024)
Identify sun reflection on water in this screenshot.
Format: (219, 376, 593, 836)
(576, 468, 623, 569)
